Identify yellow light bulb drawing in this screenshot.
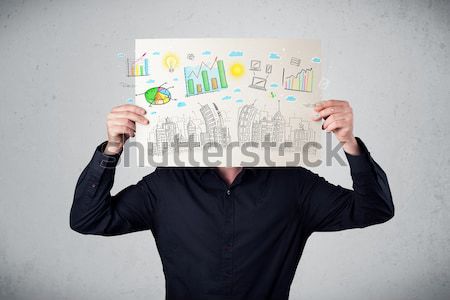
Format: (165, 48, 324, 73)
(163, 52, 179, 73)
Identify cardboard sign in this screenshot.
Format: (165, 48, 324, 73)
(134, 38, 322, 167)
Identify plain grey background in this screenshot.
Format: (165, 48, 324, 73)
(1, 0, 449, 299)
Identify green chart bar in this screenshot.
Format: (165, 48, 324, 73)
(187, 79, 195, 95)
(217, 60, 228, 88)
(201, 70, 210, 92)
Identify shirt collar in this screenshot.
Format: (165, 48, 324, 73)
(197, 167, 257, 179)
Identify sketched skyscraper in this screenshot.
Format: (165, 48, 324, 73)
(162, 117, 178, 145)
(199, 103, 218, 143)
(199, 102, 229, 146)
(251, 120, 261, 143)
(237, 101, 258, 143)
(186, 119, 198, 142)
(213, 103, 230, 145)
(272, 100, 285, 143)
(155, 126, 167, 154)
(260, 117, 273, 142)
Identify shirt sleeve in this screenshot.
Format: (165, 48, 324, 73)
(69, 142, 158, 236)
(300, 137, 394, 232)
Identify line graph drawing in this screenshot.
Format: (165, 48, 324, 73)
(127, 52, 149, 77)
(184, 57, 228, 97)
(282, 67, 313, 93)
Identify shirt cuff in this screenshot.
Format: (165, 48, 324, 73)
(344, 137, 374, 174)
(92, 141, 121, 169)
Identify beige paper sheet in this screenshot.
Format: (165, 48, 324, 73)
(134, 38, 322, 167)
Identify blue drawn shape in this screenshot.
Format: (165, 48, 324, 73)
(268, 52, 280, 60)
(270, 83, 278, 88)
(150, 111, 157, 115)
(173, 77, 179, 81)
(147, 79, 155, 84)
(286, 95, 296, 102)
(312, 57, 321, 63)
(202, 50, 212, 56)
(177, 101, 186, 107)
(222, 95, 232, 100)
(228, 51, 243, 57)
(117, 53, 125, 59)
(235, 99, 244, 103)
(152, 51, 160, 55)
(233, 88, 241, 93)
(126, 98, 134, 103)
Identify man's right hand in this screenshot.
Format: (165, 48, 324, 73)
(104, 104, 149, 155)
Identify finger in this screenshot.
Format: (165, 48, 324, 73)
(314, 99, 348, 111)
(311, 113, 323, 121)
(108, 118, 136, 131)
(111, 104, 146, 115)
(321, 106, 350, 119)
(313, 106, 349, 120)
(110, 125, 135, 137)
(322, 113, 348, 129)
(324, 120, 345, 132)
(108, 111, 149, 125)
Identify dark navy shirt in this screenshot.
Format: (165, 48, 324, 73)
(70, 137, 394, 300)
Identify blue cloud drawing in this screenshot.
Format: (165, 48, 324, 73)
(152, 51, 160, 55)
(222, 96, 232, 100)
(147, 79, 155, 84)
(286, 95, 296, 102)
(312, 57, 321, 63)
(173, 77, 179, 81)
(150, 111, 157, 115)
(177, 101, 186, 107)
(235, 99, 244, 103)
(270, 83, 278, 88)
(233, 88, 241, 93)
(268, 52, 280, 60)
(116, 52, 125, 59)
(228, 51, 243, 57)
(202, 50, 212, 56)
(126, 98, 133, 103)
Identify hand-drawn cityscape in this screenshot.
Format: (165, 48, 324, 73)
(148, 99, 317, 155)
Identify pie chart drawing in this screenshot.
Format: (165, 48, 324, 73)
(138, 83, 175, 106)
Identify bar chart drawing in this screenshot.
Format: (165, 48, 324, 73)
(282, 68, 313, 93)
(127, 54, 149, 77)
(184, 57, 228, 97)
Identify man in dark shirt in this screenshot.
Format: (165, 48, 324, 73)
(70, 100, 394, 300)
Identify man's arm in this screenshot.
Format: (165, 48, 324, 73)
(70, 143, 158, 235)
(70, 104, 154, 236)
(301, 100, 394, 232)
(300, 137, 394, 232)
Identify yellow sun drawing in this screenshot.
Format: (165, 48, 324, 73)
(229, 62, 245, 78)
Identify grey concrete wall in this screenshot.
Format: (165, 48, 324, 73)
(0, 0, 449, 299)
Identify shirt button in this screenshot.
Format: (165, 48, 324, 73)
(226, 189, 231, 196)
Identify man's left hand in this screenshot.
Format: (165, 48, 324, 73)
(312, 100, 361, 155)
